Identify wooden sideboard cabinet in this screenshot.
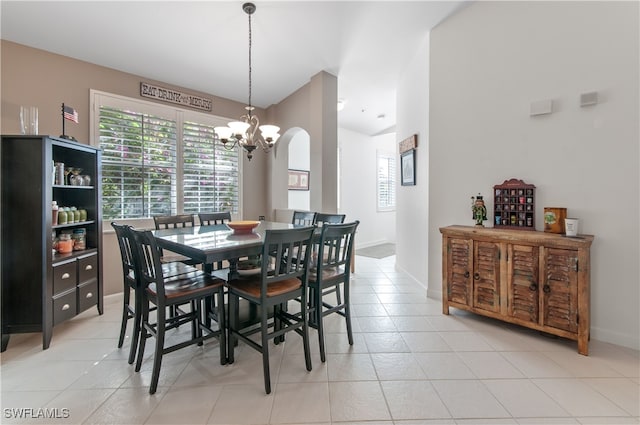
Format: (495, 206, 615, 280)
(440, 225, 593, 355)
(1, 135, 103, 351)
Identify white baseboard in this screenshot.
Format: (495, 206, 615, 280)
(394, 262, 428, 292)
(355, 239, 391, 250)
(590, 326, 640, 351)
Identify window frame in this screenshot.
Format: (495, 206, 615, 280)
(89, 89, 243, 228)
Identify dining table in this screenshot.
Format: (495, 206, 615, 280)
(153, 220, 319, 330)
(152, 220, 305, 278)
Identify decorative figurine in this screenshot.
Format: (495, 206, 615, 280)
(471, 193, 488, 227)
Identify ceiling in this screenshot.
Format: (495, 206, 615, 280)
(1, 1, 467, 136)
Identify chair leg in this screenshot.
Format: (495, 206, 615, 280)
(227, 294, 237, 364)
(204, 295, 213, 328)
(335, 283, 343, 307)
(261, 307, 271, 395)
(302, 296, 312, 372)
(118, 288, 131, 348)
(274, 304, 284, 344)
(191, 300, 202, 345)
(128, 290, 142, 364)
(216, 289, 227, 365)
(344, 282, 354, 345)
(316, 286, 326, 363)
(135, 302, 150, 372)
(149, 306, 166, 394)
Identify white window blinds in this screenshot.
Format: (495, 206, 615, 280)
(182, 121, 239, 214)
(377, 151, 396, 211)
(100, 107, 177, 219)
(94, 91, 240, 220)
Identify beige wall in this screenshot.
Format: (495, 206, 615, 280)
(1, 41, 269, 223)
(2, 41, 337, 297)
(267, 71, 338, 218)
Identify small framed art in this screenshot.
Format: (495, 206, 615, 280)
(401, 149, 416, 186)
(288, 169, 310, 191)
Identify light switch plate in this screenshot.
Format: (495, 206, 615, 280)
(530, 99, 553, 116)
(580, 91, 598, 107)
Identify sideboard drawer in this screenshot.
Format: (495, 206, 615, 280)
(53, 261, 76, 295)
(78, 280, 98, 313)
(78, 254, 98, 284)
(53, 289, 77, 325)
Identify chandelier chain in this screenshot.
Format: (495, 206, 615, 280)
(213, 2, 280, 161)
(248, 11, 252, 113)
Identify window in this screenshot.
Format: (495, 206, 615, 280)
(182, 121, 239, 214)
(377, 151, 396, 211)
(91, 91, 240, 220)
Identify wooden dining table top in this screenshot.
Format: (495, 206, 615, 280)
(152, 221, 312, 272)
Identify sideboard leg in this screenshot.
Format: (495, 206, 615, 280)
(1, 333, 9, 352)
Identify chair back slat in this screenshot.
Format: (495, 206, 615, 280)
(292, 211, 316, 226)
(111, 222, 137, 286)
(260, 226, 315, 295)
(153, 214, 195, 229)
(128, 228, 167, 299)
(198, 211, 231, 225)
(316, 221, 359, 274)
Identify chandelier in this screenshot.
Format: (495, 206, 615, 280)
(214, 2, 280, 161)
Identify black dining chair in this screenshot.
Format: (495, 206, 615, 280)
(112, 222, 142, 364)
(226, 226, 315, 394)
(153, 214, 196, 229)
(314, 213, 346, 226)
(292, 210, 316, 226)
(198, 211, 231, 226)
(112, 222, 196, 364)
(198, 211, 233, 270)
(308, 220, 359, 362)
(129, 227, 226, 394)
(152, 214, 202, 266)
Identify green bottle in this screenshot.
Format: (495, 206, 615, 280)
(58, 209, 68, 225)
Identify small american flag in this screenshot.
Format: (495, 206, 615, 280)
(63, 105, 79, 123)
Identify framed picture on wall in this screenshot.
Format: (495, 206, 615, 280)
(288, 169, 310, 191)
(401, 149, 416, 186)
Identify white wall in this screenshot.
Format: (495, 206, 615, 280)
(421, 1, 638, 349)
(288, 131, 311, 210)
(395, 33, 431, 287)
(339, 127, 396, 248)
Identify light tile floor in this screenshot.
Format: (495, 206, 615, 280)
(1, 255, 639, 425)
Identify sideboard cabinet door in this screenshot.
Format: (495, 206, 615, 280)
(444, 237, 473, 308)
(472, 241, 501, 313)
(507, 243, 540, 324)
(542, 247, 579, 334)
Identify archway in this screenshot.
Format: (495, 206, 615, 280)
(270, 127, 311, 221)
(287, 131, 310, 210)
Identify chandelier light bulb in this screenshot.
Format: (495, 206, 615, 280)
(214, 126, 233, 141)
(228, 121, 251, 135)
(259, 125, 281, 142)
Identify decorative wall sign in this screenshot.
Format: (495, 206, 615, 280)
(140, 82, 212, 111)
(288, 169, 310, 191)
(399, 134, 417, 154)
